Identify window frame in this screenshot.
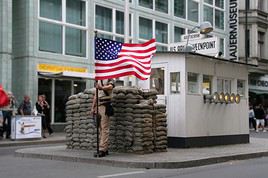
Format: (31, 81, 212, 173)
(138, 0, 169, 14)
(38, 0, 88, 58)
(187, 72, 200, 94)
(94, 4, 133, 43)
(138, 16, 169, 51)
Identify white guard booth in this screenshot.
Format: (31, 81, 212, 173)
(141, 52, 250, 148)
(11, 116, 42, 140)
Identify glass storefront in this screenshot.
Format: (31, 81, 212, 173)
(38, 78, 86, 123)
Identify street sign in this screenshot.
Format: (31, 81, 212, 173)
(181, 32, 205, 42)
(169, 37, 219, 56)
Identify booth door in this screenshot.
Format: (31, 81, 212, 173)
(150, 63, 168, 105)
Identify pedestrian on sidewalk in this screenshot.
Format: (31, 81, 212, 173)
(42, 95, 53, 136)
(18, 95, 32, 115)
(249, 105, 256, 130)
(91, 79, 114, 157)
(36, 95, 47, 138)
(254, 104, 266, 132)
(1, 92, 16, 139)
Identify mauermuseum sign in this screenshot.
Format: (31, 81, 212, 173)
(229, 0, 239, 61)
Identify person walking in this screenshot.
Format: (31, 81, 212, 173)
(36, 95, 47, 138)
(1, 92, 16, 139)
(91, 79, 114, 157)
(42, 95, 53, 135)
(254, 104, 266, 132)
(249, 105, 256, 130)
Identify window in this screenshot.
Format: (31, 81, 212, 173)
(174, 26, 185, 42)
(237, 80, 246, 97)
(39, 0, 87, 57)
(220, 38, 224, 55)
(40, 0, 62, 21)
(258, 31, 265, 59)
(215, 9, 224, 29)
(66, 0, 86, 26)
(204, 5, 214, 26)
(203, 0, 225, 30)
(258, 0, 264, 11)
(73, 81, 86, 94)
(150, 68, 165, 95)
(139, 0, 168, 13)
(139, 17, 153, 40)
(65, 27, 86, 57)
(224, 79, 231, 93)
(217, 79, 224, 93)
(139, 0, 153, 9)
(216, 0, 224, 8)
(203, 75, 213, 95)
(155, 0, 168, 13)
(205, 0, 213, 5)
(188, 0, 199, 22)
(95, 5, 132, 42)
(170, 72, 180, 94)
(217, 78, 232, 93)
(156, 21, 168, 44)
(188, 72, 199, 94)
(116, 11, 124, 35)
(95, 5, 112, 32)
(174, 0, 185, 18)
(39, 22, 62, 53)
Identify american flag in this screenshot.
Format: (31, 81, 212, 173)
(94, 37, 156, 80)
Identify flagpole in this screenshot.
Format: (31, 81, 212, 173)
(123, 0, 130, 86)
(94, 30, 100, 158)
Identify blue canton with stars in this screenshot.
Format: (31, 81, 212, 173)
(95, 37, 123, 60)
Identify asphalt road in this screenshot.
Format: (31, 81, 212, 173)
(1, 132, 268, 178)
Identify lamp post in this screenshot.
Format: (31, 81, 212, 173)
(184, 21, 214, 52)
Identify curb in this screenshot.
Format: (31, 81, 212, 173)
(14, 149, 268, 169)
(0, 139, 66, 147)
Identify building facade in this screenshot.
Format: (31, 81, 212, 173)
(0, 0, 231, 128)
(238, 0, 268, 105)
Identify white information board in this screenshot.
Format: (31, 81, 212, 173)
(11, 116, 42, 140)
(169, 37, 219, 56)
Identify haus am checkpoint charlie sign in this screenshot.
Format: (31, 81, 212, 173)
(169, 36, 219, 56)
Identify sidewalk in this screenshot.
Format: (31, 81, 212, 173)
(15, 135, 268, 169)
(0, 133, 66, 147)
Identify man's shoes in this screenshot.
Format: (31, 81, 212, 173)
(42, 135, 47, 138)
(105, 150, 109, 155)
(94, 151, 106, 157)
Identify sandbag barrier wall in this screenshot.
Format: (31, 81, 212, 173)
(65, 87, 167, 154)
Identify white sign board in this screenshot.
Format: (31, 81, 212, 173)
(169, 37, 219, 56)
(11, 116, 42, 139)
(181, 33, 205, 42)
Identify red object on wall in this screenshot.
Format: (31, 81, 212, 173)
(0, 85, 9, 107)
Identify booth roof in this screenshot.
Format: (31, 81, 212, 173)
(155, 51, 258, 67)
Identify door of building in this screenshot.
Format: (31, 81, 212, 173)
(150, 63, 168, 105)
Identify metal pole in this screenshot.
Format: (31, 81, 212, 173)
(94, 31, 100, 157)
(245, 0, 249, 64)
(123, 0, 130, 86)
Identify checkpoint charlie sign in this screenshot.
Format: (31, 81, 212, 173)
(169, 37, 219, 56)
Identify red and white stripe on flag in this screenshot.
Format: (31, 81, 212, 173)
(95, 38, 156, 80)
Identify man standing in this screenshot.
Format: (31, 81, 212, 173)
(91, 79, 114, 157)
(18, 95, 32, 115)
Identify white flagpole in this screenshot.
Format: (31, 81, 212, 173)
(123, 0, 130, 86)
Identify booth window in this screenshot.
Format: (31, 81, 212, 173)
(217, 78, 232, 93)
(150, 68, 164, 95)
(188, 72, 199, 94)
(170, 72, 180, 94)
(237, 80, 246, 97)
(202, 75, 212, 95)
